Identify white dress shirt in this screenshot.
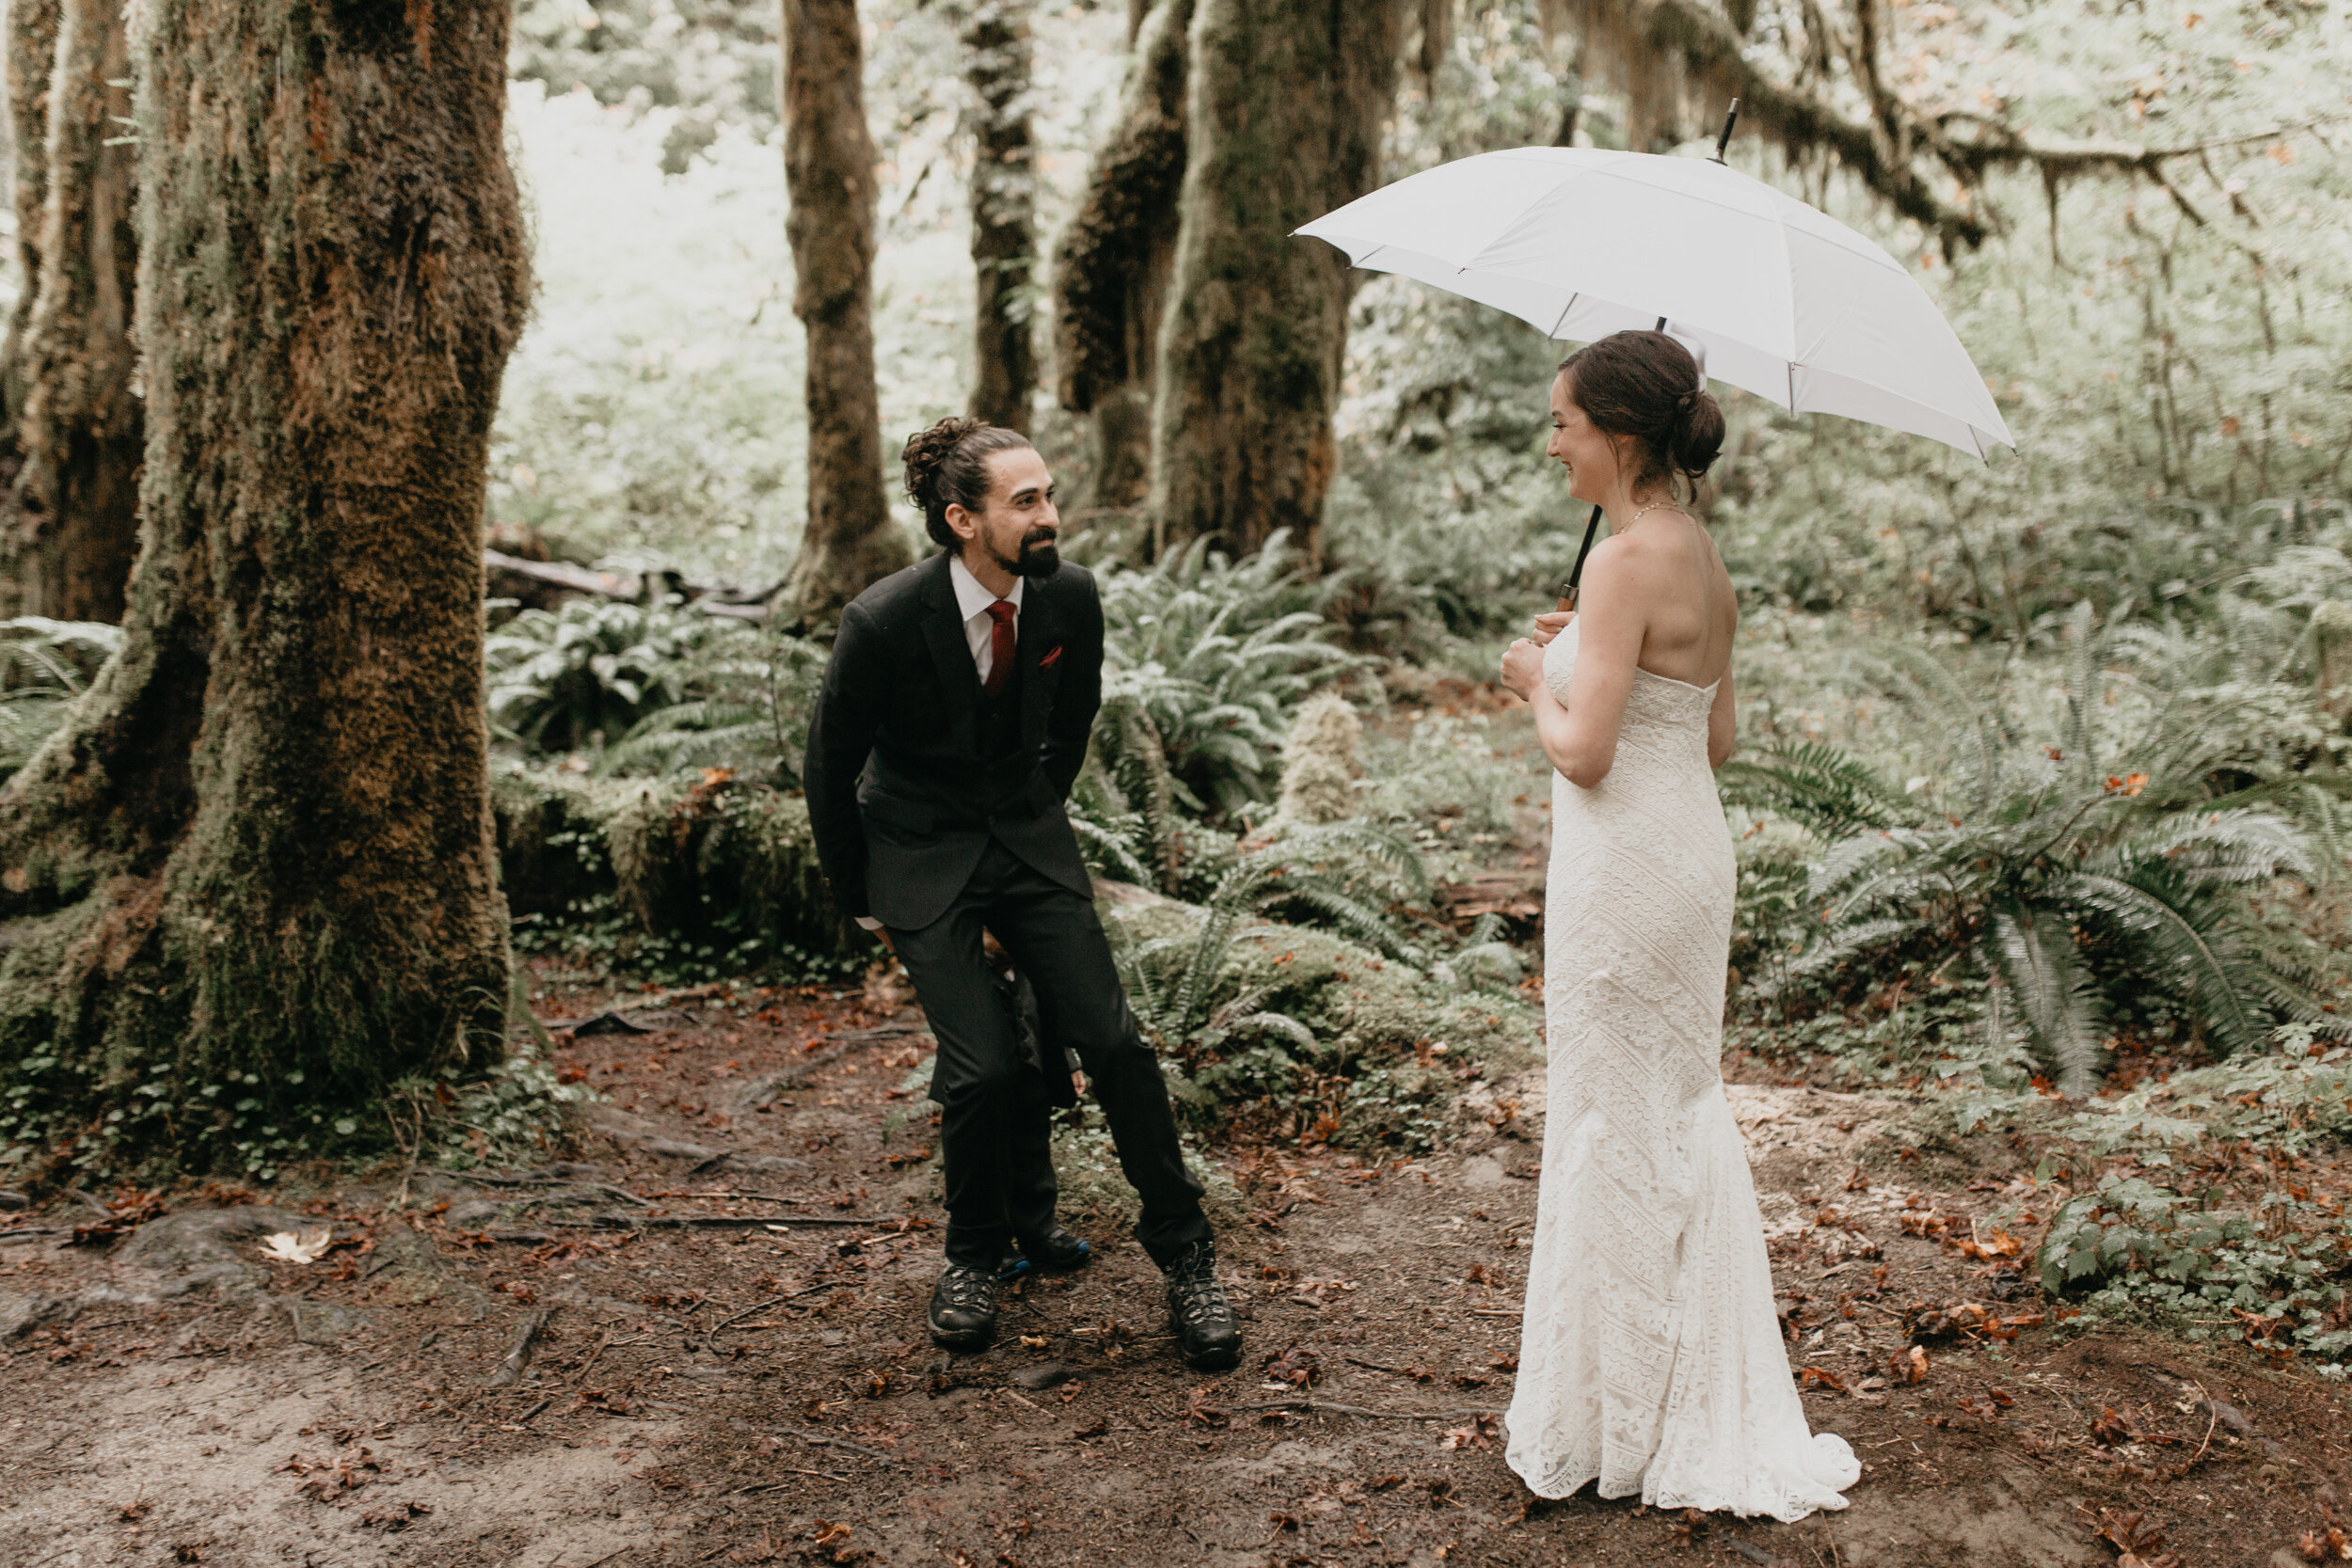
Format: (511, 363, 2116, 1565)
(857, 557, 1023, 930)
(948, 555, 1024, 684)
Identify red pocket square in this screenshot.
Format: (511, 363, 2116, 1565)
(1039, 645, 1064, 668)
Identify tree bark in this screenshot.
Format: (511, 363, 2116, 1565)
(782, 0, 911, 628)
(0, 0, 142, 625)
(1148, 0, 1406, 562)
(0, 0, 60, 426)
(0, 0, 530, 1172)
(962, 0, 1037, 434)
(1049, 0, 1191, 515)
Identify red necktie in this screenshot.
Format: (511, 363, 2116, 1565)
(982, 599, 1018, 699)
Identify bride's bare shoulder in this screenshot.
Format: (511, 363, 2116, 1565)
(1581, 529, 1689, 598)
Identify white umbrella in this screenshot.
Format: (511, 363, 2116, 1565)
(1296, 140, 2012, 460)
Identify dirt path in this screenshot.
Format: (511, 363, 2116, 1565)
(5, 976, 2348, 1567)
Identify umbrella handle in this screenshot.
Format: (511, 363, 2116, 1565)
(1558, 503, 1602, 612)
(1556, 101, 1736, 615)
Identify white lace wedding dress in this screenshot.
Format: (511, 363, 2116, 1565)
(1502, 622, 1858, 1521)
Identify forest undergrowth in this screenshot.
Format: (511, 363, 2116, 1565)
(2, 0, 2347, 1408)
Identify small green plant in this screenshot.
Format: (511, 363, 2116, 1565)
(2037, 1172, 2352, 1367)
(1117, 821, 1432, 1051)
(1103, 823, 1537, 1150)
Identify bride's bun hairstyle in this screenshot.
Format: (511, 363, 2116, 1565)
(902, 416, 1034, 548)
(1557, 330, 1726, 495)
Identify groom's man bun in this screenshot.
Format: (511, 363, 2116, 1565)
(1557, 330, 1726, 496)
(902, 417, 1034, 548)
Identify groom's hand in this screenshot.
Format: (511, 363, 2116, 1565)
(1529, 610, 1574, 645)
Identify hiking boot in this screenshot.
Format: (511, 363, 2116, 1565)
(997, 1227, 1092, 1283)
(927, 1263, 997, 1351)
(1162, 1238, 1242, 1371)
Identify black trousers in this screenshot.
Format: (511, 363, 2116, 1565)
(888, 839, 1210, 1270)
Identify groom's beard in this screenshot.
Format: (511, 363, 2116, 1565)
(988, 528, 1060, 579)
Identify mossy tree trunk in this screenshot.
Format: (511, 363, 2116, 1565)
(962, 0, 1037, 434)
(0, 0, 530, 1176)
(1148, 0, 1406, 563)
(0, 0, 142, 625)
(1049, 0, 1191, 516)
(0, 0, 60, 425)
(782, 0, 912, 628)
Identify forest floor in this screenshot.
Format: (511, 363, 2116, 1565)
(6, 973, 2352, 1567)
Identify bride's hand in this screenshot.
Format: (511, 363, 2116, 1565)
(1528, 610, 1574, 646)
(1499, 638, 1545, 700)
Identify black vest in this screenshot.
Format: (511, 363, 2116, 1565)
(977, 652, 1025, 763)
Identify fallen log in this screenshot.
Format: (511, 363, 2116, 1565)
(485, 548, 783, 618)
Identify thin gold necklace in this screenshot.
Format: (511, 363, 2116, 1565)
(1621, 498, 1691, 531)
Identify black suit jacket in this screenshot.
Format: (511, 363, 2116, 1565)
(803, 551, 1102, 931)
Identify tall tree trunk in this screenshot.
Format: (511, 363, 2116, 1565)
(0, 0, 530, 1174)
(0, 0, 141, 625)
(962, 0, 1037, 433)
(1049, 0, 1191, 516)
(0, 0, 59, 425)
(782, 0, 911, 628)
(1149, 0, 1406, 562)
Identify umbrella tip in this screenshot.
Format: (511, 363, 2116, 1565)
(1710, 100, 1741, 163)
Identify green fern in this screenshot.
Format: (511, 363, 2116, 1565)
(1720, 740, 1909, 835)
(1751, 604, 2341, 1094)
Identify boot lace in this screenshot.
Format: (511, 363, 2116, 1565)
(936, 1265, 995, 1314)
(1165, 1243, 1232, 1327)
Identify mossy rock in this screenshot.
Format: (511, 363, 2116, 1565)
(1097, 885, 1540, 1150)
(489, 765, 613, 918)
(490, 763, 856, 963)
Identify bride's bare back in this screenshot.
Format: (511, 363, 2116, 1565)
(1507, 510, 1740, 789)
(1590, 507, 1737, 689)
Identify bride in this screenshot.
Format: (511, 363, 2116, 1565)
(1496, 330, 1859, 1521)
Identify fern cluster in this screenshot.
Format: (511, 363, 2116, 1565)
(1725, 602, 2346, 1097)
(1088, 531, 1359, 820)
(1102, 826, 1534, 1149)
(485, 596, 829, 784)
(1113, 821, 1437, 1051)
(486, 595, 741, 753)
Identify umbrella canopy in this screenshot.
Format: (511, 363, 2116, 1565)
(1296, 147, 2011, 458)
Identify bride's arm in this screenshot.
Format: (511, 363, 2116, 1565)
(1518, 548, 1639, 788)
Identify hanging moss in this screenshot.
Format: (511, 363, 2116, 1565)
(703, 786, 859, 960)
(1050, 0, 1192, 419)
(1049, 0, 1192, 513)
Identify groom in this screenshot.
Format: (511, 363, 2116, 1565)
(803, 416, 1242, 1370)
